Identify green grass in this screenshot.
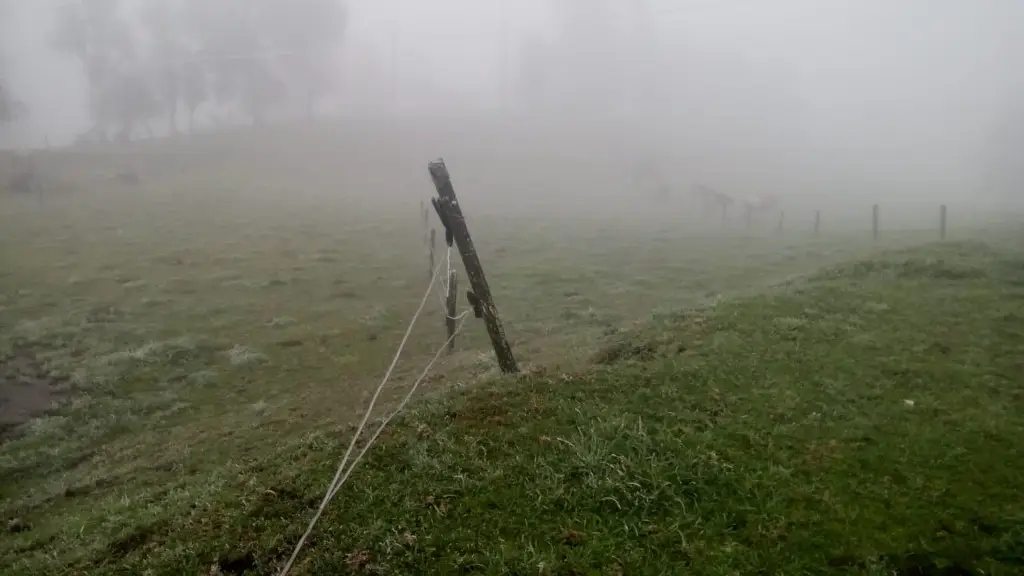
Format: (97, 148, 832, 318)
(2, 169, 1022, 574)
(110, 237, 1021, 576)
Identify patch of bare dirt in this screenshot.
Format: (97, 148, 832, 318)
(0, 351, 64, 441)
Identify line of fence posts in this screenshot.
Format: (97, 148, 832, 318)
(772, 204, 950, 239)
(418, 192, 953, 365)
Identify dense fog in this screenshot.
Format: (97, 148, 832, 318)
(2, 0, 1023, 217)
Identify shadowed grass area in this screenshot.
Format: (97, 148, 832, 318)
(4, 221, 1021, 574)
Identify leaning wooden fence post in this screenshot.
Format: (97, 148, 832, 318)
(445, 270, 458, 353)
(872, 204, 879, 241)
(428, 158, 518, 374)
(940, 204, 947, 240)
(814, 210, 821, 236)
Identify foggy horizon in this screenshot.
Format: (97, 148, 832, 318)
(2, 0, 1024, 208)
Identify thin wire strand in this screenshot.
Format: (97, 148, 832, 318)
(327, 310, 470, 502)
(281, 309, 471, 576)
(277, 262, 443, 576)
(438, 246, 460, 319)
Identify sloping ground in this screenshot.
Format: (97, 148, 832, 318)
(5, 238, 1024, 575)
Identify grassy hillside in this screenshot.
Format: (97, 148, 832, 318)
(4, 227, 1022, 574)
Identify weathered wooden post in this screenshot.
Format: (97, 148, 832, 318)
(872, 204, 879, 241)
(428, 158, 518, 373)
(814, 210, 821, 236)
(428, 228, 436, 280)
(940, 204, 947, 240)
(445, 270, 458, 353)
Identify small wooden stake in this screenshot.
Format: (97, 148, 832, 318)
(428, 228, 436, 279)
(872, 204, 879, 241)
(814, 210, 821, 235)
(421, 200, 429, 245)
(445, 270, 458, 353)
(428, 158, 518, 374)
(940, 204, 947, 240)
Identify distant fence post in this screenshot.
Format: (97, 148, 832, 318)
(814, 210, 821, 236)
(445, 270, 458, 353)
(428, 228, 436, 280)
(428, 158, 518, 374)
(872, 204, 879, 241)
(940, 204, 947, 240)
(421, 200, 429, 245)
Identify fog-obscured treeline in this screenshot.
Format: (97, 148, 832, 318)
(2, 0, 347, 143)
(2, 1, 1024, 205)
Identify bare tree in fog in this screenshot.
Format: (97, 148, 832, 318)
(48, 0, 346, 139)
(259, 0, 347, 121)
(0, 73, 27, 126)
(177, 60, 207, 132)
(139, 0, 190, 134)
(185, 1, 278, 125)
(183, 0, 346, 126)
(52, 0, 138, 142)
(0, 5, 28, 134)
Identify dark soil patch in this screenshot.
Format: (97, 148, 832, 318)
(0, 351, 64, 442)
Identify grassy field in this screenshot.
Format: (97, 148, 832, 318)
(1, 160, 1022, 574)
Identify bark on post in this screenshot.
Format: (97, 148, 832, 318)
(428, 158, 518, 373)
(445, 270, 458, 353)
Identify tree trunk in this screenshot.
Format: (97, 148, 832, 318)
(118, 120, 132, 143)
